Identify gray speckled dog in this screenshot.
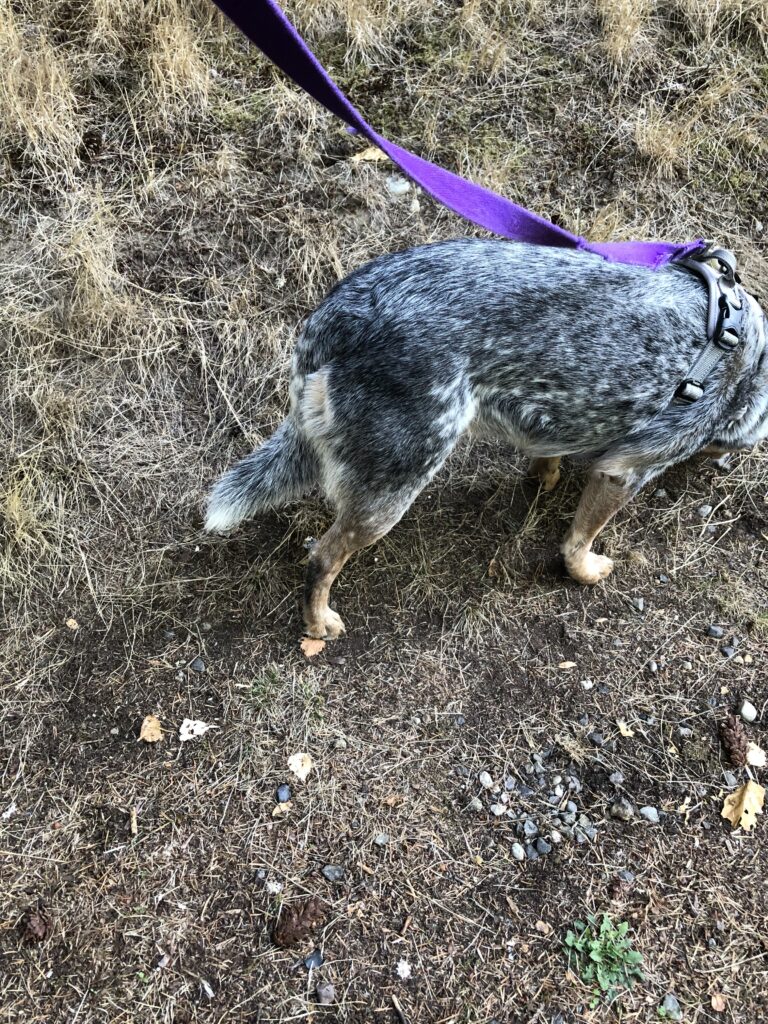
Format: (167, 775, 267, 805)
(205, 239, 768, 638)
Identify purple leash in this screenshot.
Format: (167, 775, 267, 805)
(212, 0, 704, 268)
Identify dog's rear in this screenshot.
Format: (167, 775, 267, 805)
(205, 239, 768, 637)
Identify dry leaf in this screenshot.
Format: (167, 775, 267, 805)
(65, 617, 79, 630)
(351, 144, 388, 163)
(272, 897, 324, 948)
(178, 719, 218, 743)
(300, 637, 326, 658)
(19, 906, 52, 944)
(272, 800, 293, 817)
(617, 719, 635, 737)
(711, 993, 727, 1012)
(139, 714, 163, 743)
(382, 793, 404, 807)
(747, 742, 767, 768)
(721, 780, 765, 831)
(558, 661, 577, 670)
(288, 751, 313, 782)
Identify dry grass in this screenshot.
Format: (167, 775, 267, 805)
(1, 0, 767, 1020)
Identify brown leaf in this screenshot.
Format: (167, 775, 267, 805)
(711, 993, 727, 1012)
(272, 897, 325, 948)
(300, 637, 326, 658)
(19, 906, 52, 944)
(558, 661, 577, 670)
(139, 714, 163, 743)
(382, 793, 404, 807)
(616, 718, 634, 737)
(721, 781, 765, 831)
(350, 144, 388, 163)
(747, 742, 767, 768)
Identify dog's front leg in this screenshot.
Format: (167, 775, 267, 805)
(561, 470, 636, 585)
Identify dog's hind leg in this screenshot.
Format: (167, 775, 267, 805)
(528, 456, 561, 491)
(560, 470, 636, 585)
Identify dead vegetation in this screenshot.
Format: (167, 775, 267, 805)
(1, 0, 767, 1021)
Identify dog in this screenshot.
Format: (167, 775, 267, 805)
(205, 239, 768, 638)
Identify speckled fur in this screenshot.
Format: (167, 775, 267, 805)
(205, 239, 767, 634)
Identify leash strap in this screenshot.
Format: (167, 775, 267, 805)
(211, 0, 704, 268)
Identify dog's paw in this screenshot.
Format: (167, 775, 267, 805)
(528, 457, 561, 492)
(566, 551, 614, 586)
(304, 608, 346, 640)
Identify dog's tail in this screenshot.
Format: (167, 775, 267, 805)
(204, 418, 317, 532)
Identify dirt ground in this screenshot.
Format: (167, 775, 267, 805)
(1, 1, 767, 1021)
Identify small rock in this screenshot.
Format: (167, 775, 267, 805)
(304, 948, 323, 970)
(550, 829, 563, 844)
(586, 826, 598, 840)
(658, 573, 669, 584)
(578, 814, 592, 829)
(618, 869, 635, 883)
(522, 819, 539, 838)
(535, 838, 552, 855)
(682, 660, 693, 671)
(697, 504, 713, 519)
(110, 727, 119, 736)
(189, 656, 205, 673)
(201, 621, 212, 631)
(511, 842, 526, 861)
(468, 797, 483, 813)
(553, 784, 564, 798)
(386, 175, 411, 196)
(739, 699, 757, 724)
(574, 828, 587, 844)
(518, 784, 534, 798)
(334, 737, 348, 750)
(567, 776, 582, 793)
(276, 784, 292, 803)
(454, 714, 466, 726)
(490, 803, 506, 817)
(588, 732, 604, 747)
(504, 776, 517, 791)
(321, 865, 345, 883)
(560, 812, 577, 825)
(707, 624, 724, 639)
(631, 596, 645, 612)
(678, 727, 693, 739)
(566, 799, 578, 814)
(525, 844, 539, 861)
(723, 770, 738, 788)
(611, 798, 635, 821)
(578, 713, 590, 727)
(653, 488, 668, 498)
(478, 771, 494, 789)
(648, 660, 659, 674)
(581, 678, 594, 690)
(316, 981, 335, 1005)
(374, 833, 390, 846)
(609, 771, 625, 786)
(639, 806, 660, 823)
(721, 646, 736, 659)
(661, 993, 683, 1021)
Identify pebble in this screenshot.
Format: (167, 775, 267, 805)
(316, 982, 335, 1005)
(682, 660, 693, 671)
(189, 656, 205, 673)
(739, 699, 757, 724)
(490, 803, 506, 817)
(639, 806, 660, 823)
(550, 829, 563, 844)
(574, 828, 587, 844)
(697, 504, 713, 518)
(525, 844, 539, 861)
(720, 646, 736, 659)
(568, 776, 582, 793)
(511, 842, 526, 861)
(109, 727, 119, 736)
(553, 784, 564, 798)
(707, 624, 724, 639)
(334, 737, 348, 750)
(374, 833, 390, 846)
(478, 771, 494, 789)
(648, 660, 659, 673)
(504, 776, 517, 791)
(578, 713, 590, 727)
(321, 865, 345, 883)
(304, 948, 323, 970)
(518, 784, 535, 798)
(578, 814, 592, 829)
(661, 993, 683, 1020)
(386, 175, 411, 196)
(581, 678, 594, 690)
(609, 771, 625, 786)
(201, 621, 212, 632)
(535, 838, 552, 855)
(611, 798, 635, 821)
(522, 819, 539, 838)
(468, 797, 483, 813)
(618, 869, 635, 883)
(454, 715, 466, 726)
(653, 488, 668, 498)
(723, 770, 738, 788)
(631, 596, 645, 612)
(678, 727, 693, 739)
(588, 732, 604, 747)
(658, 573, 669, 584)
(276, 784, 292, 803)
(566, 799, 578, 814)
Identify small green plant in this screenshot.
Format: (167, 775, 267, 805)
(564, 913, 644, 1007)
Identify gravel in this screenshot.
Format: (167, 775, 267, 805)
(511, 842, 525, 861)
(639, 806, 660, 823)
(321, 865, 345, 883)
(276, 784, 292, 803)
(740, 699, 757, 724)
(707, 624, 725, 639)
(535, 838, 552, 855)
(189, 656, 205, 673)
(478, 771, 494, 789)
(316, 982, 335, 1005)
(610, 798, 635, 821)
(661, 993, 683, 1020)
(468, 797, 483, 813)
(609, 771, 625, 786)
